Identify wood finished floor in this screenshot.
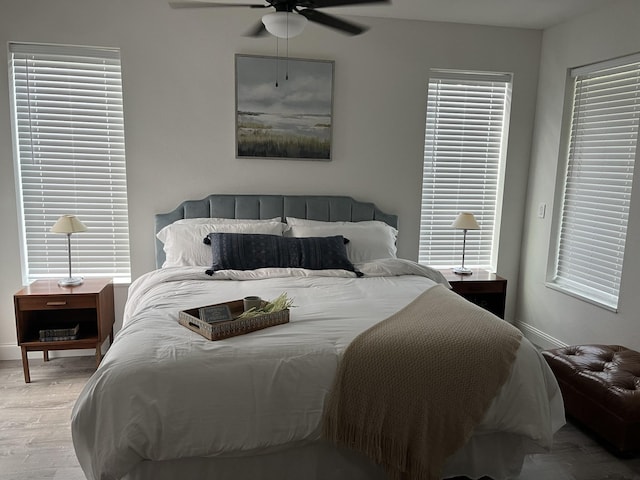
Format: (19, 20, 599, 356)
(1, 356, 640, 480)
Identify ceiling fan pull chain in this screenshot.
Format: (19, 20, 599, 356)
(275, 36, 279, 87)
(285, 13, 289, 80)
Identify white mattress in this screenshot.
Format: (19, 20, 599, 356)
(71, 260, 564, 480)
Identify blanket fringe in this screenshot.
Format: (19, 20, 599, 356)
(323, 416, 439, 480)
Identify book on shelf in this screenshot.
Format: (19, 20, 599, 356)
(39, 334, 79, 342)
(39, 324, 80, 341)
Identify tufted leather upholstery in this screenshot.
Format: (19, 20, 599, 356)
(543, 344, 640, 453)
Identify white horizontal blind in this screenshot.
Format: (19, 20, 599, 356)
(9, 43, 131, 283)
(419, 71, 512, 269)
(552, 55, 640, 310)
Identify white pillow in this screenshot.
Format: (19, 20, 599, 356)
(157, 222, 286, 267)
(286, 217, 385, 227)
(287, 222, 398, 263)
(175, 216, 281, 224)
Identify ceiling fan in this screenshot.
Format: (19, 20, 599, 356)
(169, 0, 390, 39)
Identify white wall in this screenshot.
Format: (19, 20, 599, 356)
(0, 0, 542, 359)
(517, 0, 640, 350)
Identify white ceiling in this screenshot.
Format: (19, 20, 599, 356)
(323, 0, 612, 30)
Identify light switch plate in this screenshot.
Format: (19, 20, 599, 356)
(538, 202, 546, 219)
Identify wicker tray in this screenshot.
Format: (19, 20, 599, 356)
(178, 299, 289, 341)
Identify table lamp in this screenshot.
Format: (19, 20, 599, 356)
(451, 212, 480, 275)
(51, 215, 88, 286)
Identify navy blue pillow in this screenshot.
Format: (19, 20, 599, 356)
(204, 233, 362, 276)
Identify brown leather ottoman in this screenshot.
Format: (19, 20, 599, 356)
(542, 344, 640, 453)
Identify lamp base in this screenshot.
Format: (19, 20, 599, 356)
(453, 267, 473, 275)
(58, 277, 84, 287)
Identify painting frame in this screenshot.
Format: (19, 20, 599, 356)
(235, 54, 334, 161)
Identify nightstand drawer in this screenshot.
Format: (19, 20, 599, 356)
(452, 282, 505, 295)
(17, 295, 96, 311)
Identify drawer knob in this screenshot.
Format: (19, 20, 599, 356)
(46, 301, 67, 306)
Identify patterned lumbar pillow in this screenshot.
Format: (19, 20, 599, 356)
(204, 233, 361, 276)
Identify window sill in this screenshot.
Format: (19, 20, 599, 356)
(545, 281, 618, 313)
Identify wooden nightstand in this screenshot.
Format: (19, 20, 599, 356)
(14, 278, 115, 383)
(438, 269, 507, 319)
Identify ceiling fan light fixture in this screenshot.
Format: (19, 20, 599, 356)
(262, 12, 307, 38)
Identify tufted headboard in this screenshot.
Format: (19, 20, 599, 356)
(154, 194, 398, 269)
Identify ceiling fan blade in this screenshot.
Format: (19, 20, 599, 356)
(298, 9, 367, 35)
(244, 20, 270, 37)
(169, 1, 267, 8)
(300, 0, 389, 7)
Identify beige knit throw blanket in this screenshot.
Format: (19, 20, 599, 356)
(322, 284, 523, 480)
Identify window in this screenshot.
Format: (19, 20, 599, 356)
(419, 70, 512, 270)
(8, 43, 131, 284)
(549, 54, 640, 311)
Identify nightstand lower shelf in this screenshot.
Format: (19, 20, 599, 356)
(20, 336, 104, 372)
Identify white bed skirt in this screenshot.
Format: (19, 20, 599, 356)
(123, 432, 549, 480)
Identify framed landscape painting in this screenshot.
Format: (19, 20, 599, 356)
(235, 54, 334, 161)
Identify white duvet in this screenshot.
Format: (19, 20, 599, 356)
(71, 260, 564, 480)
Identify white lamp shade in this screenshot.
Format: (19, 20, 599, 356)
(262, 12, 308, 39)
(451, 212, 480, 230)
(51, 215, 88, 234)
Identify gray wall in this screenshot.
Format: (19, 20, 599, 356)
(517, 0, 640, 350)
(0, 0, 542, 358)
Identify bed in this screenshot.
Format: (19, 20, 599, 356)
(71, 194, 565, 480)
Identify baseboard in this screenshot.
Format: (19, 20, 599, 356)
(0, 343, 23, 361)
(516, 321, 567, 350)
